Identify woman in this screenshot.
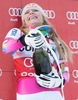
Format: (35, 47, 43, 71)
(2, 3, 72, 100)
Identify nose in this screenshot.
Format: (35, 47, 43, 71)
(29, 10, 34, 15)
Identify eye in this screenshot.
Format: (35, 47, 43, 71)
(25, 10, 30, 14)
(24, 9, 38, 15)
(32, 9, 38, 12)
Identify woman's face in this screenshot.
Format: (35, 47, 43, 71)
(24, 9, 44, 28)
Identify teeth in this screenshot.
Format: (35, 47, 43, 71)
(29, 16, 37, 20)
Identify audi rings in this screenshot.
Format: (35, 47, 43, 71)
(8, 8, 55, 19)
(66, 11, 78, 20)
(69, 40, 78, 49)
(8, 8, 22, 16)
(72, 70, 78, 78)
(44, 10, 55, 19)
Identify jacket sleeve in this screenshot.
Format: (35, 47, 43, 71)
(2, 28, 24, 54)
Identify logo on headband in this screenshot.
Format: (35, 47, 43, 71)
(26, 3, 38, 8)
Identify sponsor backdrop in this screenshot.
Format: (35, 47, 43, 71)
(0, 0, 78, 100)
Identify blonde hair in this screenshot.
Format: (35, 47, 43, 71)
(20, 16, 73, 62)
(43, 17, 73, 62)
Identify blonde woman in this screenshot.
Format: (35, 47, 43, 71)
(2, 3, 72, 100)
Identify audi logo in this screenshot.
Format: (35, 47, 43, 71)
(8, 8, 55, 19)
(0, 69, 2, 76)
(44, 10, 55, 19)
(66, 11, 78, 20)
(69, 40, 78, 49)
(8, 8, 22, 16)
(72, 70, 78, 78)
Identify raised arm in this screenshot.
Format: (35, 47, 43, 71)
(2, 28, 23, 54)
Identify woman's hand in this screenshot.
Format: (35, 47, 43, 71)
(24, 29, 45, 48)
(35, 67, 63, 88)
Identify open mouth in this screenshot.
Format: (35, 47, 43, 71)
(28, 16, 38, 20)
